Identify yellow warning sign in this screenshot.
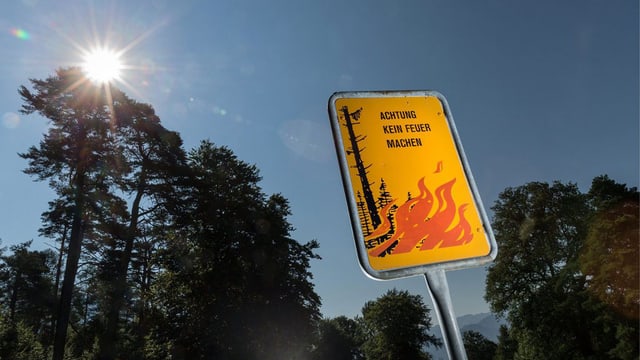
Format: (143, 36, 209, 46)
(328, 91, 496, 279)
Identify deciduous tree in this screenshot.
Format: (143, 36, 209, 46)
(485, 177, 639, 359)
(360, 289, 441, 360)
(485, 181, 591, 358)
(581, 175, 639, 320)
(581, 175, 639, 359)
(462, 330, 496, 360)
(312, 316, 364, 360)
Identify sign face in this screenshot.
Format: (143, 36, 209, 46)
(328, 91, 496, 280)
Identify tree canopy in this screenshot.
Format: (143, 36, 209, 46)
(148, 140, 322, 359)
(311, 289, 441, 360)
(312, 316, 365, 360)
(581, 175, 639, 320)
(463, 330, 496, 360)
(486, 176, 639, 360)
(360, 289, 441, 360)
(12, 68, 322, 360)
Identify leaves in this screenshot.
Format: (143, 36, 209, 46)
(312, 316, 365, 360)
(463, 330, 496, 360)
(581, 176, 639, 320)
(486, 176, 639, 359)
(149, 140, 322, 359)
(360, 289, 441, 360)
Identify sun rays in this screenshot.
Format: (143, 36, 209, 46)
(81, 47, 123, 84)
(39, 2, 171, 104)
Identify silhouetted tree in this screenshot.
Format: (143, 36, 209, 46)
(360, 289, 441, 360)
(0, 241, 55, 347)
(148, 140, 321, 359)
(19, 67, 126, 360)
(581, 175, 639, 319)
(493, 325, 516, 360)
(485, 176, 639, 359)
(96, 95, 186, 360)
(312, 316, 364, 360)
(462, 330, 496, 360)
(19, 67, 189, 359)
(0, 312, 47, 360)
(580, 175, 639, 359)
(376, 178, 393, 209)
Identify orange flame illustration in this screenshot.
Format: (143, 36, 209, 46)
(366, 177, 473, 257)
(365, 201, 397, 239)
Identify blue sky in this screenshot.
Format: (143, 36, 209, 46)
(0, 0, 638, 319)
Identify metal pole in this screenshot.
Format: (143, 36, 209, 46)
(424, 269, 468, 360)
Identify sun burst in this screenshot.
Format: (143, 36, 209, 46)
(82, 47, 123, 84)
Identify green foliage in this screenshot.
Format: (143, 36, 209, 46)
(608, 323, 640, 360)
(486, 181, 591, 358)
(19, 67, 131, 360)
(18, 67, 190, 359)
(17, 68, 323, 359)
(581, 175, 639, 320)
(486, 176, 639, 359)
(493, 325, 516, 360)
(312, 316, 365, 360)
(360, 289, 441, 360)
(0, 314, 48, 360)
(0, 241, 56, 347)
(311, 291, 442, 360)
(148, 140, 321, 360)
(93, 88, 187, 360)
(462, 330, 496, 360)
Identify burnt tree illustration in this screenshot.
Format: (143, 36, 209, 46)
(377, 178, 393, 209)
(341, 106, 381, 232)
(356, 191, 372, 235)
(377, 178, 396, 233)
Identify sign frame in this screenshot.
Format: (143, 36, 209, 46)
(328, 90, 497, 280)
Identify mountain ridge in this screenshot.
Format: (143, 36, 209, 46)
(427, 312, 507, 360)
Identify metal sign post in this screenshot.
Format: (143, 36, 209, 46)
(425, 269, 467, 360)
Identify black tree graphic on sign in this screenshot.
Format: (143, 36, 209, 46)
(340, 106, 380, 229)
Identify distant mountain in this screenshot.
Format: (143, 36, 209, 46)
(457, 313, 495, 331)
(459, 313, 506, 342)
(426, 312, 507, 360)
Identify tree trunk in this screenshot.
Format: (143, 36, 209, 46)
(98, 184, 145, 359)
(9, 270, 20, 323)
(52, 178, 86, 360)
(50, 224, 67, 348)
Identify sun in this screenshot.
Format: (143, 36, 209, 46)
(82, 47, 123, 83)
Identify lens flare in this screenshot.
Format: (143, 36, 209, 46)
(10, 28, 30, 40)
(2, 112, 20, 129)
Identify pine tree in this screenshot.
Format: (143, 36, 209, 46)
(357, 191, 372, 235)
(18, 67, 187, 359)
(376, 178, 393, 209)
(148, 140, 321, 359)
(19, 68, 123, 360)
